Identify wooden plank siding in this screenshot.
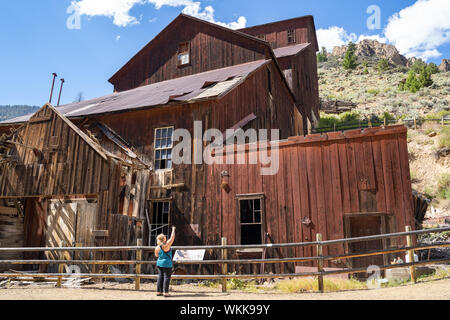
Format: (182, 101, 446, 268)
(239, 16, 320, 128)
(201, 126, 414, 272)
(99, 61, 303, 248)
(0, 105, 117, 199)
(110, 15, 270, 93)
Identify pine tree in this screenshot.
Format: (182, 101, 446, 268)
(342, 42, 357, 70)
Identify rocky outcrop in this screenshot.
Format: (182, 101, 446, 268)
(439, 59, 450, 72)
(332, 39, 408, 66)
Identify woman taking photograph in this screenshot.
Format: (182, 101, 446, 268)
(155, 226, 176, 297)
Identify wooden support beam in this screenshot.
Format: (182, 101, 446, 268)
(0, 206, 17, 216)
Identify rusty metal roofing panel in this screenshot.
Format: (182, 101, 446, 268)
(2, 60, 270, 125)
(273, 43, 311, 58)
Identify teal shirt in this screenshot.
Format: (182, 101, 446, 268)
(157, 246, 173, 268)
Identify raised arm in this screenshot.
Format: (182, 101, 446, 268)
(162, 226, 176, 252)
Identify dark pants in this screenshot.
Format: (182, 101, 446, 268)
(157, 267, 172, 293)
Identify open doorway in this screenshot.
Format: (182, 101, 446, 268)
(344, 213, 395, 275)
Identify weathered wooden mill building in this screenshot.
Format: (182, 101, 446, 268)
(0, 14, 414, 273)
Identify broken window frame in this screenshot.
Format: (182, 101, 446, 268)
(154, 126, 174, 171)
(236, 194, 265, 245)
(177, 41, 191, 67)
(287, 29, 296, 44)
(149, 201, 171, 246)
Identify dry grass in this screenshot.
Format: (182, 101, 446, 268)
(438, 127, 450, 149)
(274, 277, 366, 293)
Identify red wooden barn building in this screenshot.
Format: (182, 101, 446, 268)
(0, 14, 414, 273)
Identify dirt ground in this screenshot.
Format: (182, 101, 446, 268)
(0, 278, 449, 300)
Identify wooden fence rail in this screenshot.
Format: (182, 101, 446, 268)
(0, 226, 449, 293)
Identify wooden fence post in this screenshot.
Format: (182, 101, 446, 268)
(57, 249, 64, 288)
(405, 226, 417, 283)
(442, 117, 445, 128)
(316, 233, 324, 293)
(135, 239, 143, 291)
(221, 237, 228, 293)
(414, 117, 417, 130)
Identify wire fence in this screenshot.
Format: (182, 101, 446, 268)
(0, 226, 449, 293)
(313, 117, 450, 134)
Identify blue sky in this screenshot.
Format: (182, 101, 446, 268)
(0, 0, 449, 106)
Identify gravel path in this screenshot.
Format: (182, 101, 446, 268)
(0, 278, 449, 300)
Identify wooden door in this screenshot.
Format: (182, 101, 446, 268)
(75, 202, 98, 247)
(346, 215, 384, 271)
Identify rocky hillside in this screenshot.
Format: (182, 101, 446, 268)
(318, 40, 450, 219)
(318, 40, 450, 120)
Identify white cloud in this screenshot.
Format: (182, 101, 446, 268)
(318, 0, 450, 61)
(384, 0, 450, 60)
(70, 0, 246, 29)
(316, 26, 357, 52)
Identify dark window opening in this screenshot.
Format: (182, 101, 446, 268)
(154, 127, 174, 170)
(239, 198, 263, 245)
(287, 29, 296, 44)
(256, 34, 266, 41)
(178, 42, 190, 66)
(150, 201, 170, 246)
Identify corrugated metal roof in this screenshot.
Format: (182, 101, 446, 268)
(273, 43, 311, 58)
(2, 60, 269, 125)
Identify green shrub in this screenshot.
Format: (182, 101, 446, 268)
(424, 111, 450, 120)
(343, 42, 358, 70)
(367, 88, 380, 96)
(437, 173, 450, 200)
(380, 112, 396, 122)
(402, 70, 422, 93)
(339, 111, 361, 123)
(319, 113, 340, 128)
(418, 67, 433, 88)
(378, 58, 390, 73)
(426, 62, 439, 75)
(410, 60, 427, 74)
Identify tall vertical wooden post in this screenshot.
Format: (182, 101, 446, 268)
(316, 233, 324, 293)
(135, 239, 143, 291)
(57, 249, 64, 288)
(405, 226, 417, 283)
(221, 237, 228, 293)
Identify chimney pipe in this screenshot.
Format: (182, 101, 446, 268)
(57, 78, 65, 107)
(49, 73, 58, 104)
